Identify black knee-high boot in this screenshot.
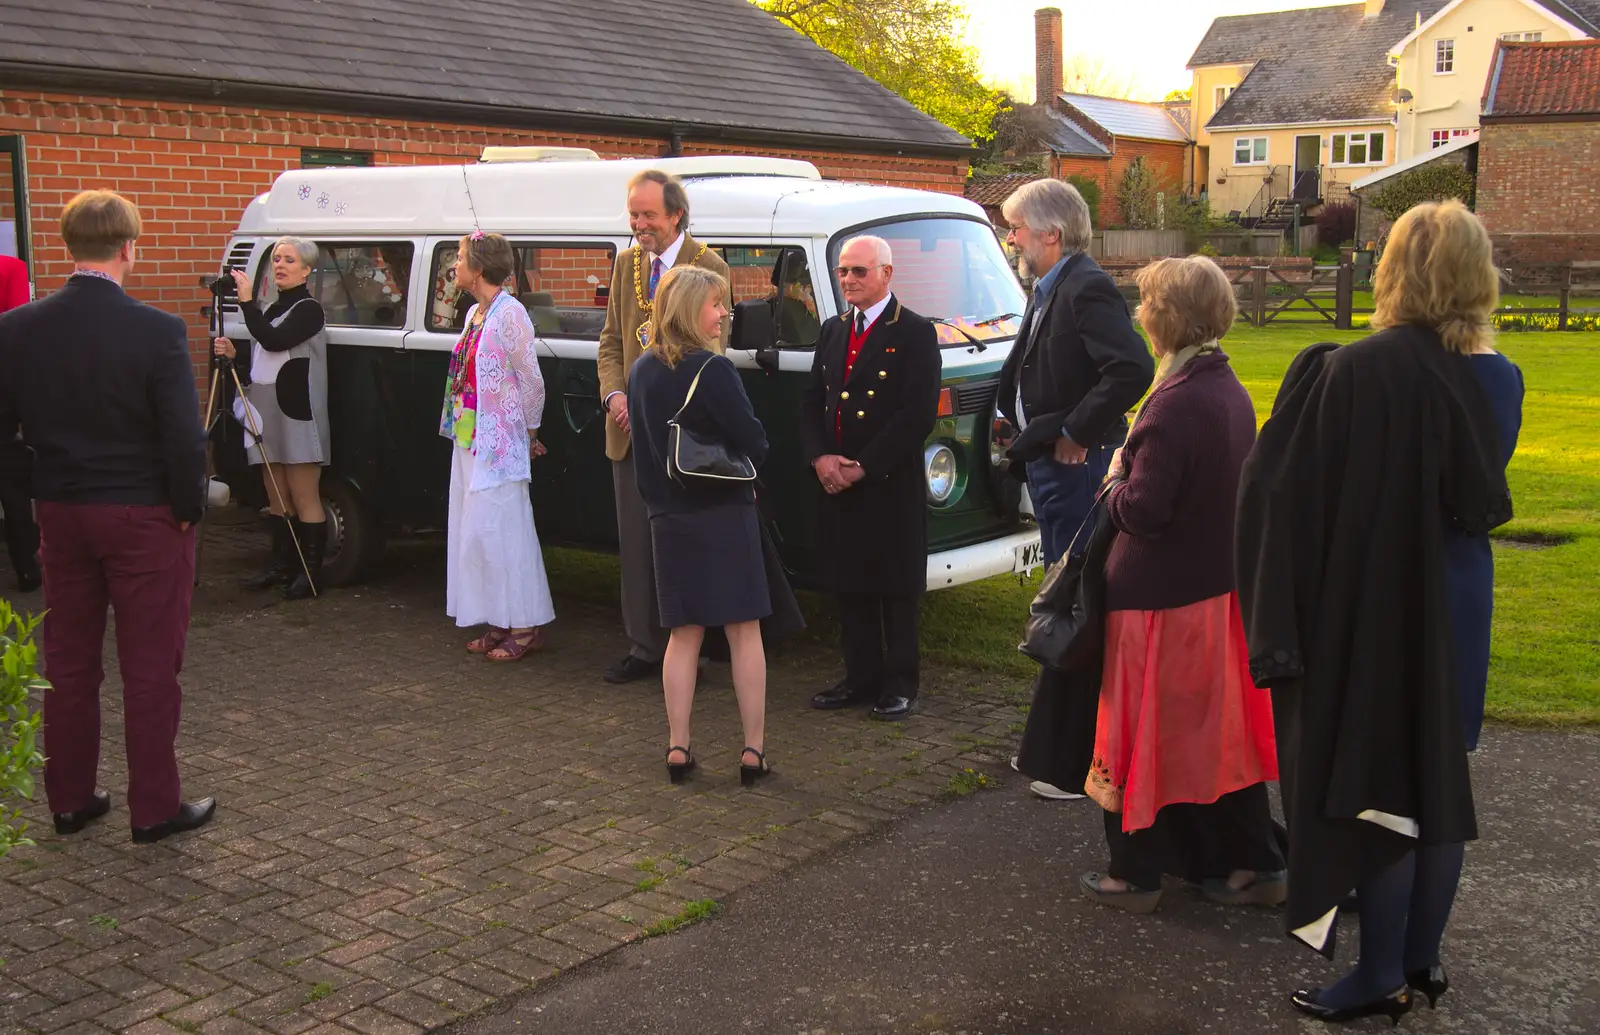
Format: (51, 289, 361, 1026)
(284, 519, 326, 600)
(241, 514, 294, 590)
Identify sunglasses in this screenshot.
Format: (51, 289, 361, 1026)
(833, 264, 883, 279)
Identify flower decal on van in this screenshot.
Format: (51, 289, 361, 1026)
(297, 184, 311, 200)
(317, 193, 330, 209)
(336, 202, 348, 216)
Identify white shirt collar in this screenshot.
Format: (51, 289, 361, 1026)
(853, 293, 893, 329)
(652, 232, 686, 269)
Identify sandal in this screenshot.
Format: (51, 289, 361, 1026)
(739, 747, 772, 788)
(1201, 869, 1287, 907)
(667, 746, 696, 785)
(486, 628, 545, 662)
(1078, 871, 1162, 913)
(466, 628, 508, 654)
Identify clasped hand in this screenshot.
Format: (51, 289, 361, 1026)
(813, 454, 863, 495)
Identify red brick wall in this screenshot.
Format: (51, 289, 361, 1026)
(1050, 138, 1190, 228)
(0, 89, 968, 386)
(1478, 121, 1600, 264)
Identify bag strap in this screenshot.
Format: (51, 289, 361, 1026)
(1061, 477, 1121, 560)
(671, 355, 714, 422)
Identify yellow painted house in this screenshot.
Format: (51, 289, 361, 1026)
(1390, 0, 1600, 158)
(1186, 0, 1600, 223)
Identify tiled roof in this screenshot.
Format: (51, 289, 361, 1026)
(1484, 40, 1600, 117)
(1058, 93, 1191, 143)
(0, 0, 970, 153)
(966, 173, 1046, 207)
(1190, 0, 1448, 128)
(1526, 0, 1600, 35)
(1042, 110, 1111, 156)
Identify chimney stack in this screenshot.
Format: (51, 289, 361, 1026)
(1036, 8, 1064, 108)
(1364, 0, 1385, 17)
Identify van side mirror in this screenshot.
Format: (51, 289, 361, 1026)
(732, 299, 779, 372)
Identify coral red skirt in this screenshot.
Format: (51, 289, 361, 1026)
(1087, 592, 1278, 833)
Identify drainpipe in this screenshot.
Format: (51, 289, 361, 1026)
(663, 127, 685, 158)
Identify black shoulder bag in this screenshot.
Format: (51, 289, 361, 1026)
(1018, 479, 1120, 673)
(666, 357, 757, 487)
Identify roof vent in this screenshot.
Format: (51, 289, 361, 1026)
(479, 146, 600, 163)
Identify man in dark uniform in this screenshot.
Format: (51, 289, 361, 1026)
(801, 235, 941, 720)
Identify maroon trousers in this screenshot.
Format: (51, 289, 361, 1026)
(37, 502, 193, 829)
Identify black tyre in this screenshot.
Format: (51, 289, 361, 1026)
(320, 478, 382, 587)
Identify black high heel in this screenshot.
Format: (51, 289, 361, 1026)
(739, 747, 771, 788)
(1406, 966, 1449, 1009)
(1290, 986, 1412, 1026)
(666, 746, 696, 785)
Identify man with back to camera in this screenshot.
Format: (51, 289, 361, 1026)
(595, 169, 733, 685)
(0, 190, 216, 843)
(997, 178, 1154, 802)
(801, 235, 942, 720)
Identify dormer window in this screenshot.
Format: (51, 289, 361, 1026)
(1214, 85, 1234, 111)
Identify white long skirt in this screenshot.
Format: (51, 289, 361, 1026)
(446, 445, 556, 629)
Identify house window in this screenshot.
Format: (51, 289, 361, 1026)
(1214, 85, 1234, 111)
(1331, 132, 1386, 165)
(301, 149, 373, 168)
(1435, 39, 1455, 73)
(1432, 128, 1475, 147)
(1233, 136, 1268, 165)
(1500, 31, 1543, 41)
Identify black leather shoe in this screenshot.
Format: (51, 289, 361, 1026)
(1406, 965, 1449, 1009)
(1290, 986, 1412, 1026)
(131, 798, 217, 844)
(604, 655, 660, 685)
(53, 789, 111, 835)
(15, 554, 41, 593)
(811, 681, 873, 710)
(870, 695, 916, 720)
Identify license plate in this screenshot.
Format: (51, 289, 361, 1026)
(1013, 538, 1043, 575)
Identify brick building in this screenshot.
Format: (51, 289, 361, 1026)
(0, 0, 971, 383)
(1475, 39, 1600, 265)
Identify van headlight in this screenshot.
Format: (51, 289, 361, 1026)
(925, 444, 957, 503)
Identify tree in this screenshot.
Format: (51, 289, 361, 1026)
(754, 0, 1004, 141)
(1164, 88, 1192, 103)
(1061, 55, 1145, 100)
(1366, 164, 1476, 221)
(0, 601, 46, 859)
(1116, 157, 1159, 229)
(971, 98, 1057, 174)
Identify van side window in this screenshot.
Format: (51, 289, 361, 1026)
(429, 241, 616, 339)
(258, 243, 413, 328)
(711, 245, 819, 347)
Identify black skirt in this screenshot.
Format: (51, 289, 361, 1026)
(650, 501, 771, 630)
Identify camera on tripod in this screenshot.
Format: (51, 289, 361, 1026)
(206, 266, 239, 298)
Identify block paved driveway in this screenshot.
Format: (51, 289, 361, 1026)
(0, 518, 1021, 1035)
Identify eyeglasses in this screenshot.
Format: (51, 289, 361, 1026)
(833, 264, 883, 279)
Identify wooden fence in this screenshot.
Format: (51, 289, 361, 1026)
(1089, 230, 1186, 260)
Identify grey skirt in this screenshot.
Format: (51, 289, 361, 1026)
(243, 359, 329, 467)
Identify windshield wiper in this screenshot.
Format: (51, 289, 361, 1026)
(928, 317, 989, 352)
(971, 312, 1022, 327)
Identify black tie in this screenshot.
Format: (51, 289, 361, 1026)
(855, 310, 866, 336)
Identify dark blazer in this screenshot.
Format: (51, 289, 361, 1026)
(997, 253, 1153, 463)
(0, 275, 206, 523)
(800, 295, 941, 595)
(627, 349, 769, 517)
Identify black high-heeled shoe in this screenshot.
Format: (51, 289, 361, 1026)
(1406, 966, 1449, 1009)
(666, 746, 696, 785)
(739, 747, 771, 788)
(1290, 986, 1412, 1026)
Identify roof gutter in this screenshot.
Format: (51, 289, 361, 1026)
(0, 61, 977, 161)
(1479, 111, 1600, 124)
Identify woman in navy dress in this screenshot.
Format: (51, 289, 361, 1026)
(627, 266, 772, 787)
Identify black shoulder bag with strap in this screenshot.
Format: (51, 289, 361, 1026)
(666, 356, 757, 487)
(1019, 479, 1120, 673)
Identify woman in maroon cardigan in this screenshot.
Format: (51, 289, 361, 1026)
(1078, 256, 1282, 913)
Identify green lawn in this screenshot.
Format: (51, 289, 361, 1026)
(924, 324, 1600, 726)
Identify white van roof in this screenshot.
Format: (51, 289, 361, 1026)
(235, 155, 987, 238)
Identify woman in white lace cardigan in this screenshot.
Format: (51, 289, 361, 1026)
(438, 232, 555, 660)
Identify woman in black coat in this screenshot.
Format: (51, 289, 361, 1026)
(1237, 200, 1519, 1024)
(628, 266, 773, 787)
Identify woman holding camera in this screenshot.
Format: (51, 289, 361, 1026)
(213, 236, 331, 600)
(627, 265, 772, 786)
(439, 232, 555, 661)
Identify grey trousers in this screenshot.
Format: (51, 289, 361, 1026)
(613, 453, 667, 663)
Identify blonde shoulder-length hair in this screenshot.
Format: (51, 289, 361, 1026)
(1371, 199, 1498, 355)
(644, 265, 728, 368)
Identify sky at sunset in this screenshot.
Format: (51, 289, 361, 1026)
(961, 0, 1353, 100)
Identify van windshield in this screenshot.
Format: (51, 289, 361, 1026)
(831, 217, 1026, 347)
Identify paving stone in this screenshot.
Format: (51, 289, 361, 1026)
(0, 527, 1025, 1034)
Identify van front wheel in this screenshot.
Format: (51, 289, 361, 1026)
(320, 478, 382, 587)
